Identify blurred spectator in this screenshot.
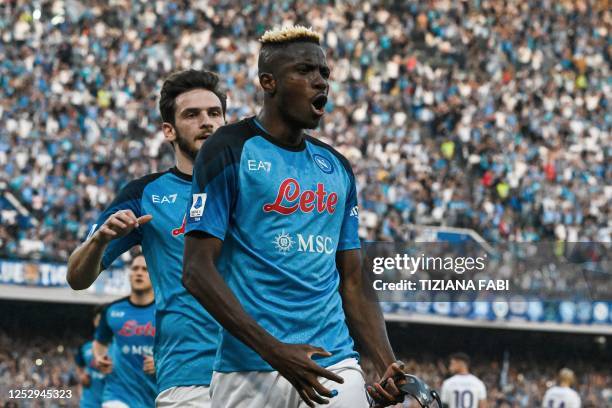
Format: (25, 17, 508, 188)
(0, 326, 609, 408)
(361, 354, 611, 407)
(0, 329, 80, 407)
(0, 0, 609, 261)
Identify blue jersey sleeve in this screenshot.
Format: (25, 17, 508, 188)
(94, 307, 113, 344)
(86, 174, 162, 269)
(337, 168, 361, 251)
(75, 345, 86, 367)
(185, 128, 242, 240)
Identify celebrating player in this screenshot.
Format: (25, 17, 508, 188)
(440, 353, 487, 408)
(67, 70, 227, 406)
(93, 254, 156, 408)
(75, 306, 107, 408)
(542, 368, 581, 408)
(182, 26, 404, 407)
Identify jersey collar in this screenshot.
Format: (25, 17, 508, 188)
(169, 166, 192, 181)
(250, 116, 307, 152)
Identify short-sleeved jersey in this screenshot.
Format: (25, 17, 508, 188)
(185, 117, 361, 372)
(441, 374, 487, 408)
(75, 340, 106, 408)
(95, 297, 156, 407)
(88, 167, 219, 391)
(542, 386, 581, 408)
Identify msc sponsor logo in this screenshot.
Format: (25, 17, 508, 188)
(190, 193, 207, 219)
(273, 231, 294, 253)
(117, 320, 156, 337)
(263, 178, 338, 215)
(247, 160, 271, 172)
(297, 234, 334, 254)
(152, 194, 177, 204)
(313, 154, 334, 174)
(121, 345, 154, 356)
(273, 231, 334, 255)
(110, 310, 125, 318)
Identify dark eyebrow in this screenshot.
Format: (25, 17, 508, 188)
(295, 62, 330, 72)
(180, 107, 201, 116)
(295, 62, 314, 69)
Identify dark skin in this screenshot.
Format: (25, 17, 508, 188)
(183, 41, 404, 407)
(257, 42, 330, 146)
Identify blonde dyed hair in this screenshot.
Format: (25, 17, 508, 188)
(259, 25, 321, 45)
(558, 368, 576, 386)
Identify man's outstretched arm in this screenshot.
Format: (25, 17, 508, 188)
(337, 248, 404, 406)
(66, 233, 107, 290)
(182, 232, 344, 407)
(67, 210, 151, 290)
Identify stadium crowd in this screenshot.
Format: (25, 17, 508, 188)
(0, 327, 610, 407)
(0, 330, 79, 407)
(363, 356, 612, 407)
(0, 0, 610, 262)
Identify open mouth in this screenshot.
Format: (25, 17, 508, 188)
(311, 94, 328, 115)
(195, 133, 211, 141)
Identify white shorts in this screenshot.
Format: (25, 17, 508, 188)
(210, 358, 369, 408)
(102, 401, 130, 408)
(155, 385, 212, 407)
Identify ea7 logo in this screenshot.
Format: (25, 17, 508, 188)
(247, 160, 271, 172)
(152, 194, 177, 204)
(350, 206, 359, 217)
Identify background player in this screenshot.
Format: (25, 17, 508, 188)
(75, 305, 107, 408)
(93, 254, 156, 408)
(440, 353, 487, 408)
(183, 26, 404, 408)
(542, 368, 582, 408)
(67, 69, 227, 407)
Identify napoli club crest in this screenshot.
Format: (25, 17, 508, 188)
(313, 154, 334, 174)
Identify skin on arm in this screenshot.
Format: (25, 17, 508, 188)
(182, 233, 344, 407)
(336, 249, 405, 406)
(92, 340, 113, 375)
(67, 210, 151, 290)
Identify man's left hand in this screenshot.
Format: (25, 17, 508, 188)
(366, 361, 406, 407)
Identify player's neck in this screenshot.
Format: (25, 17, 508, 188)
(174, 150, 194, 175)
(130, 290, 154, 306)
(256, 109, 303, 148)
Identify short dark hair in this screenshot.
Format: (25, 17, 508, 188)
(450, 352, 470, 366)
(159, 70, 227, 125)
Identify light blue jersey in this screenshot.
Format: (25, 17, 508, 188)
(95, 297, 156, 407)
(89, 167, 219, 392)
(186, 117, 361, 372)
(75, 341, 106, 408)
